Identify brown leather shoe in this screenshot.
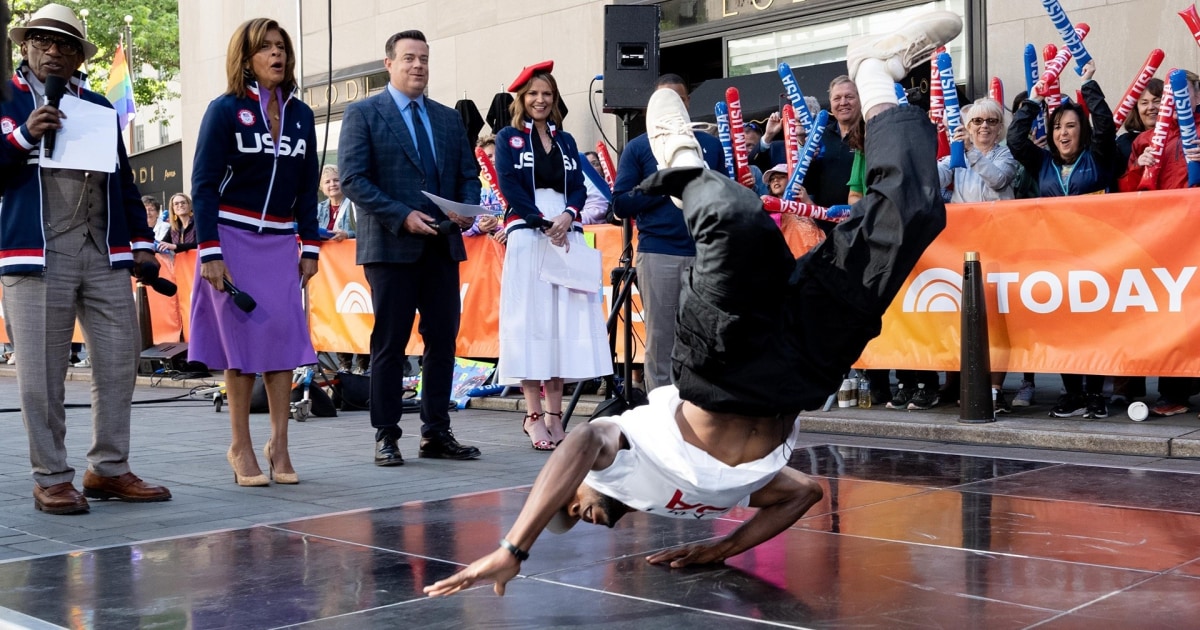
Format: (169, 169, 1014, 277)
(82, 471, 172, 503)
(33, 482, 90, 515)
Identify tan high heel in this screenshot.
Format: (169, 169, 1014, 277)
(227, 448, 269, 487)
(264, 443, 299, 485)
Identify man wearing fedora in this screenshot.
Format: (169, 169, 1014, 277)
(0, 4, 172, 514)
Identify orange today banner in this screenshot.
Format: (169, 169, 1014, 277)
(857, 188, 1200, 376)
(5, 190, 1198, 378)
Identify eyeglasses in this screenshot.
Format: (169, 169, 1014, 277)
(969, 117, 1001, 127)
(26, 32, 81, 56)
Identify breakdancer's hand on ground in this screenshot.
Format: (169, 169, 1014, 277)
(646, 541, 733, 567)
(424, 548, 522, 597)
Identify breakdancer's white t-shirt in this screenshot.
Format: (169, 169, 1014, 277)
(584, 385, 800, 520)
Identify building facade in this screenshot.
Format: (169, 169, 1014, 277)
(178, 0, 1198, 189)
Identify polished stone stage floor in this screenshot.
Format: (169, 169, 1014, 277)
(1, 444, 1198, 629)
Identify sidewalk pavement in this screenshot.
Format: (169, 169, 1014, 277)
(0, 367, 1196, 565)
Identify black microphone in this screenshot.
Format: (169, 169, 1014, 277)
(222, 279, 257, 313)
(43, 75, 67, 158)
(523, 214, 550, 231)
(423, 219, 459, 236)
(133, 260, 177, 297)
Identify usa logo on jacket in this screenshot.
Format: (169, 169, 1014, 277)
(237, 109, 256, 127)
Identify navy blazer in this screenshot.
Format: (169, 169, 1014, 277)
(339, 90, 481, 264)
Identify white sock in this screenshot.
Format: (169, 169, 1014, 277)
(856, 58, 900, 121)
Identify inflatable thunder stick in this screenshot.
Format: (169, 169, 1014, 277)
(475, 147, 510, 208)
(1112, 49, 1165, 128)
(1180, 3, 1200, 48)
(726, 87, 754, 188)
(761, 196, 847, 222)
(1036, 47, 1074, 96)
(928, 48, 945, 127)
(1035, 24, 1089, 96)
(594, 142, 616, 192)
(936, 53, 966, 169)
(1043, 44, 1064, 116)
(1041, 0, 1092, 74)
(1024, 44, 1048, 141)
(783, 109, 828, 202)
(1169, 68, 1200, 187)
(989, 77, 1004, 105)
(714, 102, 737, 180)
(1138, 85, 1176, 191)
(779, 63, 816, 135)
(783, 104, 800, 174)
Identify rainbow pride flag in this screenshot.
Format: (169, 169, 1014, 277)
(105, 45, 136, 130)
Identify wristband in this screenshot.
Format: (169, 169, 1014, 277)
(499, 538, 529, 562)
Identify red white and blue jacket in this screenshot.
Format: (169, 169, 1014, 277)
(191, 81, 320, 263)
(495, 120, 587, 234)
(0, 63, 155, 275)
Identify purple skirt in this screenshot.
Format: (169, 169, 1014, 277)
(189, 225, 317, 373)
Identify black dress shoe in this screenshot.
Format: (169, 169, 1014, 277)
(419, 430, 481, 460)
(375, 435, 405, 466)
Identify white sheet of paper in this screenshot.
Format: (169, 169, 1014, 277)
(40, 95, 119, 173)
(537, 239, 602, 294)
(421, 191, 491, 218)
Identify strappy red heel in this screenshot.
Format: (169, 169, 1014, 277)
(522, 412, 555, 451)
(544, 411, 566, 445)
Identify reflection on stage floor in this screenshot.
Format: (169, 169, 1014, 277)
(1, 445, 1197, 628)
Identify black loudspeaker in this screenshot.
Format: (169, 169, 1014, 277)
(603, 4, 661, 112)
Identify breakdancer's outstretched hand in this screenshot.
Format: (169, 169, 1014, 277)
(424, 548, 521, 597)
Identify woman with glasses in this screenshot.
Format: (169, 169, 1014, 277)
(157, 193, 196, 253)
(1008, 60, 1117, 420)
(938, 98, 1018, 203)
(938, 97, 1019, 412)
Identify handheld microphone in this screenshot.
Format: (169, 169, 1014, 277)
(133, 260, 177, 297)
(423, 219, 459, 236)
(222, 279, 257, 313)
(43, 75, 67, 158)
(523, 214, 550, 231)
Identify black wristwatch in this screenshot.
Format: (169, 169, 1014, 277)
(499, 538, 529, 562)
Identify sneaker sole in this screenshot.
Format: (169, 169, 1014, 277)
(1011, 400, 1033, 407)
(1050, 409, 1087, 418)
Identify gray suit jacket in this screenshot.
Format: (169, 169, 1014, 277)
(339, 91, 481, 264)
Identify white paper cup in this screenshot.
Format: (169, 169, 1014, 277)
(1128, 401, 1149, 422)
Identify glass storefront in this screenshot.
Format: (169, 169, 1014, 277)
(726, 1, 967, 81)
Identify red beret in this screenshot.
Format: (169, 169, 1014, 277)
(508, 60, 555, 92)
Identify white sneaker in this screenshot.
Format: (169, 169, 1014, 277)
(645, 88, 705, 170)
(74, 357, 91, 368)
(5, 354, 14, 365)
(846, 10, 963, 82)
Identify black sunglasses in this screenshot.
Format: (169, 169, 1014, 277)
(26, 32, 82, 56)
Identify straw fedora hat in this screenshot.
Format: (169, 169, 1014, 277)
(10, 3, 99, 59)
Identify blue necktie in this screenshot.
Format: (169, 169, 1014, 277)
(409, 102, 440, 196)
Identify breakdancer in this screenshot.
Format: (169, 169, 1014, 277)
(425, 10, 960, 597)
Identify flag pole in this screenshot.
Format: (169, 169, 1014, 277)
(124, 16, 135, 153)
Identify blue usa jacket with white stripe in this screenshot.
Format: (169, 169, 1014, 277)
(0, 63, 155, 275)
(191, 81, 320, 263)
